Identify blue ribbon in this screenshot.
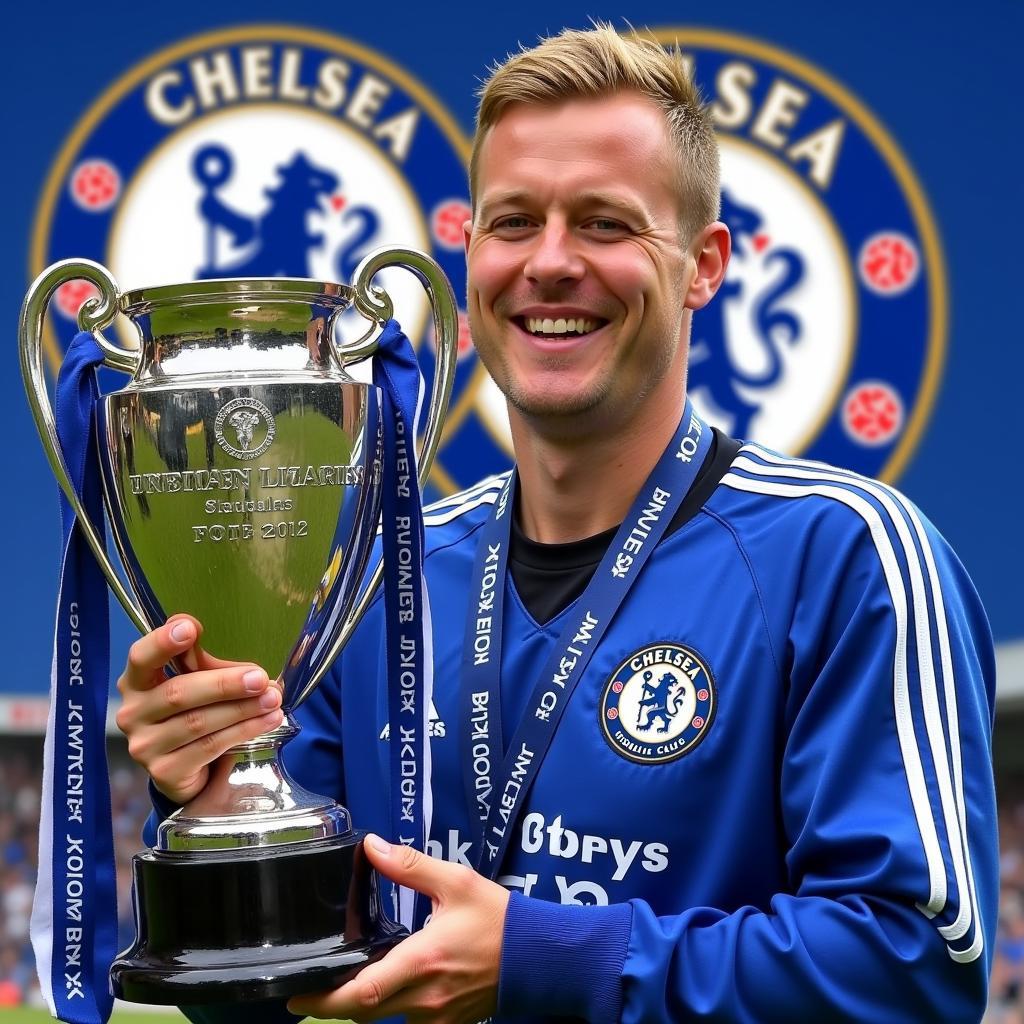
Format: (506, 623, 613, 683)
(31, 331, 117, 1024)
(29, 319, 435, 1024)
(460, 401, 712, 877)
(373, 319, 433, 931)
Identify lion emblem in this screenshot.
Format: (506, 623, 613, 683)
(192, 144, 380, 281)
(689, 189, 805, 438)
(636, 670, 686, 734)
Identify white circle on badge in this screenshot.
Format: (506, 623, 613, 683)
(107, 106, 430, 353)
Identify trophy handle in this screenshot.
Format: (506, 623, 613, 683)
(349, 246, 458, 486)
(298, 247, 459, 702)
(19, 259, 150, 634)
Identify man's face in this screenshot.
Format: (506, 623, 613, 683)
(466, 92, 696, 429)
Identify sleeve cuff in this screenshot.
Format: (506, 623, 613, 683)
(143, 779, 181, 848)
(497, 891, 632, 1022)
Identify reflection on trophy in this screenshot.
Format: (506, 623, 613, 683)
(19, 250, 457, 1002)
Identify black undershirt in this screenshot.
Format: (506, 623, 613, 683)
(509, 429, 743, 626)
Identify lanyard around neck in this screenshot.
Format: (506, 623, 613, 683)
(459, 401, 712, 878)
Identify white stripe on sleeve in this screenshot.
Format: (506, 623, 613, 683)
(723, 449, 982, 962)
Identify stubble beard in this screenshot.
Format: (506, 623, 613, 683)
(471, 316, 680, 432)
(501, 354, 614, 420)
(470, 321, 613, 422)
(469, 294, 623, 421)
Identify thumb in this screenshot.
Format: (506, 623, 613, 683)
(170, 616, 262, 675)
(363, 834, 453, 901)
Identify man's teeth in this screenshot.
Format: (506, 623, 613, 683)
(524, 316, 597, 335)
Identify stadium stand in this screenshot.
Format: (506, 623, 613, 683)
(0, 738, 149, 1007)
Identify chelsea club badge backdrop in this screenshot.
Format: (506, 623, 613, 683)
(4, 1, 1021, 701)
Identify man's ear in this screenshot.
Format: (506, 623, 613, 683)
(463, 216, 473, 256)
(684, 222, 731, 311)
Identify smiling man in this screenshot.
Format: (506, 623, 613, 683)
(464, 88, 726, 546)
(117, 24, 997, 1024)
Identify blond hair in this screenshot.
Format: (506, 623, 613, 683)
(470, 24, 720, 240)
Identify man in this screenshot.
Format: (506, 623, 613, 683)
(116, 25, 998, 1023)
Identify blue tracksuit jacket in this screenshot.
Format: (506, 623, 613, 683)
(150, 442, 998, 1022)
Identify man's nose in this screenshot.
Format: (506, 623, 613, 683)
(523, 222, 584, 286)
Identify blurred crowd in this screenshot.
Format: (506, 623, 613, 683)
(1, 739, 1024, 1016)
(0, 739, 150, 1007)
(992, 786, 1024, 1023)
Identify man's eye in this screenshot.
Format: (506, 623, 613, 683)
(494, 216, 533, 231)
(587, 218, 627, 233)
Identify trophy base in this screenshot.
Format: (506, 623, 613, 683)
(111, 830, 405, 1004)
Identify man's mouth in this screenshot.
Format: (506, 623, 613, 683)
(514, 315, 606, 338)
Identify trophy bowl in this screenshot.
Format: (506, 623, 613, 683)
(19, 249, 457, 1003)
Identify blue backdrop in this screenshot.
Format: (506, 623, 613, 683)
(3, 0, 1020, 700)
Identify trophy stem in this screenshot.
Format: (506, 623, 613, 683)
(157, 714, 353, 853)
(111, 714, 406, 1003)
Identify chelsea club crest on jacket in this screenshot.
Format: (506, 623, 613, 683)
(284, 441, 997, 1023)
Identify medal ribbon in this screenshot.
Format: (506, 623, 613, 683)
(30, 332, 117, 1024)
(374, 319, 434, 931)
(460, 401, 711, 878)
(29, 317, 435, 1024)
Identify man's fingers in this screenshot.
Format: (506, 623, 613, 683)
(362, 834, 474, 905)
(120, 615, 203, 691)
(286, 849, 506, 1023)
(187, 643, 251, 672)
(146, 706, 285, 796)
(117, 664, 275, 730)
(127, 687, 283, 762)
(288, 932, 433, 1021)
(116, 615, 287, 805)
(155, 665, 275, 720)
(120, 615, 247, 685)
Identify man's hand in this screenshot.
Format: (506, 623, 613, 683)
(288, 836, 510, 1024)
(115, 613, 284, 804)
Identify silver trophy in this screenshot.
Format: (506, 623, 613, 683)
(19, 249, 457, 1002)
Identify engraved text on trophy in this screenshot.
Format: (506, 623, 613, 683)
(127, 464, 365, 544)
